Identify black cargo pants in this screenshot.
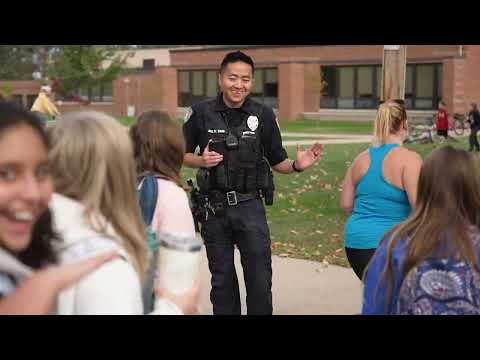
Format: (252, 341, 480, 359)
(201, 198, 273, 315)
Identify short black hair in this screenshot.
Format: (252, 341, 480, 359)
(220, 51, 255, 75)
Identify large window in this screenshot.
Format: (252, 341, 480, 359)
(252, 68, 278, 109)
(320, 63, 442, 110)
(321, 65, 381, 109)
(177, 68, 278, 109)
(178, 70, 219, 106)
(57, 83, 113, 103)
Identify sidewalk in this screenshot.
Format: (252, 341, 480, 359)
(199, 247, 363, 315)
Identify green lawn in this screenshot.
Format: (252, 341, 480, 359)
(181, 138, 472, 267)
(280, 120, 373, 135)
(117, 116, 374, 136)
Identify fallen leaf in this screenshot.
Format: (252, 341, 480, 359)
(315, 230, 324, 234)
(335, 248, 343, 253)
(317, 244, 323, 248)
(290, 230, 299, 235)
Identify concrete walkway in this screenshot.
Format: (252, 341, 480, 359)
(198, 247, 363, 315)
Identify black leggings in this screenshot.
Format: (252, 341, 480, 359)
(345, 247, 377, 280)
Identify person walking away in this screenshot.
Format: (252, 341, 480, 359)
(341, 100, 422, 280)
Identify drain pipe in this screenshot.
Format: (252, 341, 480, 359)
(459, 45, 464, 57)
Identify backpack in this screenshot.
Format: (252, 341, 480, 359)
(137, 175, 163, 314)
(396, 257, 480, 315)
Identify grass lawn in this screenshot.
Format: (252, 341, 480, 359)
(280, 120, 373, 135)
(117, 116, 374, 136)
(181, 137, 472, 267)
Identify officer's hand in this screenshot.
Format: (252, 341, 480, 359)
(295, 142, 323, 170)
(202, 142, 223, 168)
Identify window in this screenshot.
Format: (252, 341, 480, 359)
(320, 67, 337, 108)
(356, 66, 374, 109)
(178, 71, 191, 106)
(91, 84, 101, 103)
(143, 59, 155, 70)
(416, 65, 435, 109)
(56, 82, 113, 103)
(177, 68, 278, 109)
(405, 65, 414, 109)
(178, 70, 218, 107)
(12, 95, 23, 107)
(338, 67, 354, 108)
(102, 82, 113, 102)
(251, 68, 278, 109)
(27, 94, 37, 109)
(320, 63, 442, 110)
(206, 71, 218, 98)
(406, 64, 442, 110)
(376, 66, 382, 100)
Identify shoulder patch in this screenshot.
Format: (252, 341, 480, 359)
(184, 107, 193, 123)
(275, 117, 280, 130)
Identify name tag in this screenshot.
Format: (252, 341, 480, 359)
(208, 129, 226, 134)
(243, 131, 256, 136)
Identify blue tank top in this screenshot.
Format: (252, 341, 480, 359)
(344, 144, 412, 249)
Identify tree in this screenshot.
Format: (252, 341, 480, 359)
(48, 45, 132, 94)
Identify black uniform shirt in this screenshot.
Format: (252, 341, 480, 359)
(183, 94, 288, 166)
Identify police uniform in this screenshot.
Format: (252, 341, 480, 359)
(183, 94, 287, 315)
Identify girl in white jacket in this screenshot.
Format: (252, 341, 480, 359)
(0, 102, 117, 315)
(48, 111, 199, 315)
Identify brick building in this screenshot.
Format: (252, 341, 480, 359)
(2, 45, 479, 121)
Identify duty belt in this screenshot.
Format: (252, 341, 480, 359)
(209, 190, 261, 206)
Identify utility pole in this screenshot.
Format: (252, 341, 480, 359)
(381, 45, 407, 101)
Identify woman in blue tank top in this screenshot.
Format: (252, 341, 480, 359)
(341, 100, 422, 280)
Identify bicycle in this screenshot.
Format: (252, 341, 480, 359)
(452, 113, 467, 136)
(405, 117, 436, 144)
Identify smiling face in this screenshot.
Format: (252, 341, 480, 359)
(218, 61, 253, 108)
(0, 124, 53, 254)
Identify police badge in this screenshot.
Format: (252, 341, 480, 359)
(247, 115, 259, 131)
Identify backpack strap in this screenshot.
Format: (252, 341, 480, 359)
(138, 175, 159, 227)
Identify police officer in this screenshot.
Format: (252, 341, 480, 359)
(183, 51, 323, 315)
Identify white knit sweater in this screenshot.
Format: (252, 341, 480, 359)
(50, 193, 183, 315)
